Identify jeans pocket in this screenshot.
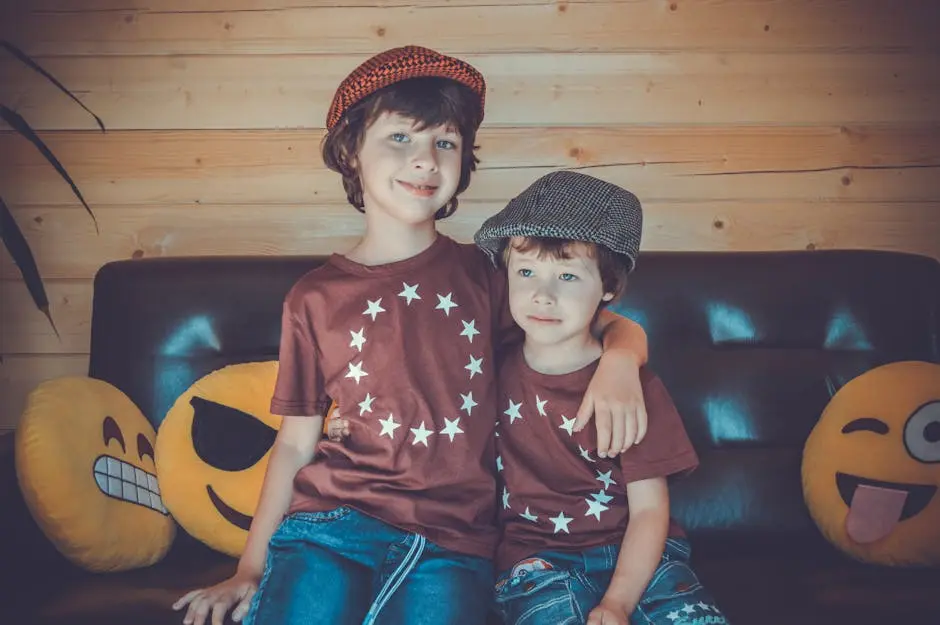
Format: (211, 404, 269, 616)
(494, 569, 579, 625)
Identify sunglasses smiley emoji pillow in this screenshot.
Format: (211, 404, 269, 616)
(802, 360, 940, 566)
(156, 361, 282, 557)
(15, 376, 175, 572)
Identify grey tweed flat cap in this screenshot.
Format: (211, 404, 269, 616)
(474, 170, 643, 272)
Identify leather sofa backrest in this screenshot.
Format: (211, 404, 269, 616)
(88, 249, 940, 544)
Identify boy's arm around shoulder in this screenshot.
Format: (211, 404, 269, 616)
(576, 309, 650, 458)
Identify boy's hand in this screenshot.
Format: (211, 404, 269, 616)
(587, 598, 631, 625)
(326, 411, 350, 442)
(172, 572, 258, 625)
(575, 348, 648, 458)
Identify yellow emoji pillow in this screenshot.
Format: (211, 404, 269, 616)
(802, 361, 940, 566)
(156, 361, 282, 557)
(15, 377, 176, 572)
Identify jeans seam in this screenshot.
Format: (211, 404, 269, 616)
(567, 576, 584, 623)
(241, 548, 277, 625)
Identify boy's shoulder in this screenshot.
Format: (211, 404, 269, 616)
(281, 260, 347, 310)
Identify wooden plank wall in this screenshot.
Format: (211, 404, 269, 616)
(1, 0, 939, 431)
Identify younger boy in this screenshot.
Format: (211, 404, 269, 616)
(173, 48, 650, 625)
(474, 171, 728, 625)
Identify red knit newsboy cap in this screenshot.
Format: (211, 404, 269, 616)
(325, 45, 486, 130)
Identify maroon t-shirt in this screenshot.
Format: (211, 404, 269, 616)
(271, 235, 514, 559)
(495, 346, 699, 571)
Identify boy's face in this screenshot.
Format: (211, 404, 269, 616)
(355, 111, 462, 225)
(506, 239, 614, 348)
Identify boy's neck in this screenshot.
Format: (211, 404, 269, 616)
(346, 211, 439, 266)
(522, 331, 602, 375)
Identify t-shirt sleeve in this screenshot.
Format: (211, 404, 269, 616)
(488, 263, 524, 353)
(618, 371, 699, 484)
(270, 292, 329, 417)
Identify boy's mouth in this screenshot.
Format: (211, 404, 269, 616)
(398, 180, 438, 198)
(527, 315, 561, 324)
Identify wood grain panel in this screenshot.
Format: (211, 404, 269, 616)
(4, 52, 939, 129)
(14, 1, 940, 55)
(2, 127, 939, 208)
(1, 280, 93, 355)
(3, 201, 938, 283)
(0, 355, 90, 430)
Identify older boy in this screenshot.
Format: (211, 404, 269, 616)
(474, 171, 728, 625)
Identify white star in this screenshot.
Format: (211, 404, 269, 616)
(460, 319, 480, 343)
(504, 399, 523, 424)
(591, 490, 614, 504)
(465, 354, 484, 379)
(398, 282, 421, 305)
(585, 497, 610, 521)
(440, 417, 464, 442)
(681, 604, 696, 615)
(362, 298, 385, 321)
(535, 395, 547, 416)
(559, 415, 576, 436)
(358, 392, 375, 416)
(579, 445, 596, 463)
(459, 392, 477, 416)
(346, 361, 368, 384)
(520, 507, 538, 523)
(349, 328, 366, 352)
(435, 292, 458, 316)
(666, 612, 681, 622)
(410, 421, 433, 447)
(496, 456, 503, 471)
(502, 487, 511, 510)
(378, 414, 400, 439)
(549, 511, 573, 534)
(596, 470, 617, 490)
(696, 602, 711, 612)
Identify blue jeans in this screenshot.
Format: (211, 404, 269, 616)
(243, 506, 493, 625)
(493, 538, 728, 625)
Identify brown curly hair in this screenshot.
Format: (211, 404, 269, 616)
(321, 77, 482, 220)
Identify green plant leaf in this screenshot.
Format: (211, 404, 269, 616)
(0, 195, 59, 339)
(1, 104, 99, 233)
(1, 39, 105, 133)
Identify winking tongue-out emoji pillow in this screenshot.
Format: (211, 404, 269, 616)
(802, 361, 940, 566)
(15, 377, 175, 572)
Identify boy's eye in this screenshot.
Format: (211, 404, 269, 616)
(390, 132, 409, 143)
(436, 139, 458, 150)
(517, 268, 533, 278)
(559, 273, 578, 282)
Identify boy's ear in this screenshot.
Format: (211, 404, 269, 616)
(601, 292, 615, 302)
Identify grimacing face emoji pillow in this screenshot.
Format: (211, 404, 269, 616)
(15, 377, 175, 572)
(156, 361, 282, 557)
(802, 361, 940, 566)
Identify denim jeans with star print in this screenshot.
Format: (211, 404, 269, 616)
(493, 538, 729, 625)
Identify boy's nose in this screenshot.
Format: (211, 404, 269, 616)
(410, 144, 439, 172)
(531, 284, 556, 305)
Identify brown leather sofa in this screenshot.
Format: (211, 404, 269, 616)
(2, 249, 939, 625)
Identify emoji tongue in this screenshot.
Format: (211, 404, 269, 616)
(845, 484, 907, 543)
